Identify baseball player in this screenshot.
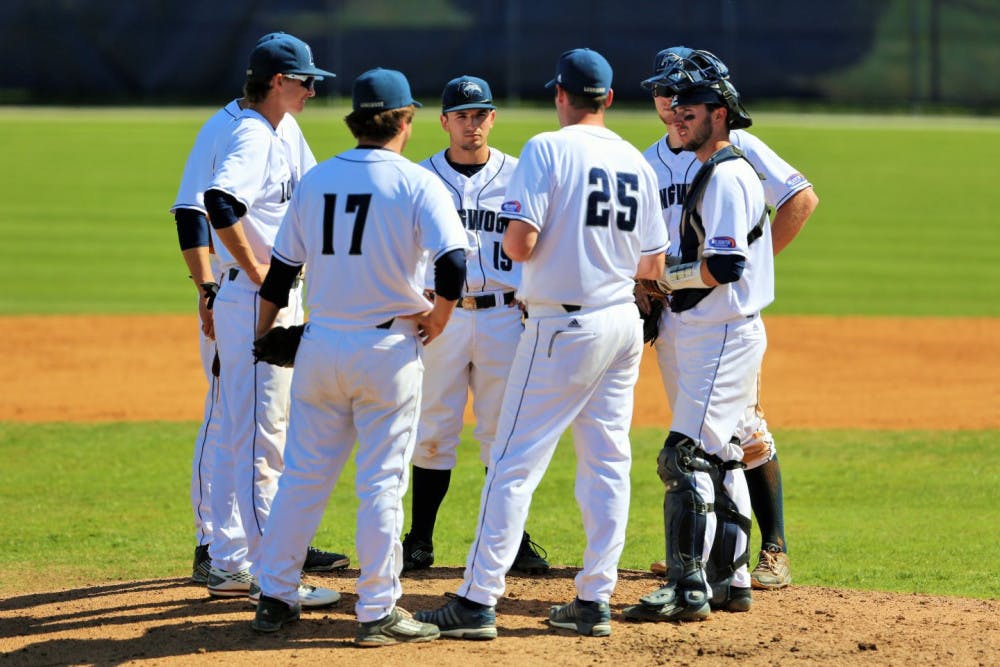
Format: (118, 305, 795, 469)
(638, 47, 818, 591)
(249, 68, 468, 646)
(201, 33, 344, 607)
(402, 75, 548, 576)
(416, 48, 667, 639)
(623, 63, 771, 622)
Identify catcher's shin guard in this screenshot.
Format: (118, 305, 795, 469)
(705, 443, 751, 586)
(657, 433, 713, 601)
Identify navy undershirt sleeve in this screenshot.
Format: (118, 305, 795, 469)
(204, 189, 247, 230)
(258, 256, 300, 308)
(705, 254, 746, 284)
(433, 249, 468, 301)
(174, 208, 210, 251)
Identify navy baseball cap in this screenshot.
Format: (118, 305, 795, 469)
(352, 68, 422, 112)
(441, 76, 496, 113)
(640, 46, 694, 91)
(545, 48, 612, 97)
(247, 33, 335, 80)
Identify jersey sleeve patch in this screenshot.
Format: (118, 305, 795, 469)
(785, 172, 807, 188)
(708, 236, 737, 249)
(501, 200, 522, 214)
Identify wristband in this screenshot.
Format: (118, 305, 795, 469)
(656, 261, 710, 293)
(200, 281, 220, 310)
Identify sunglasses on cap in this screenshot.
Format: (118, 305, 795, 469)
(651, 83, 676, 98)
(283, 73, 316, 91)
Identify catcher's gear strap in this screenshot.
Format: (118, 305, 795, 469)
(258, 255, 301, 309)
(657, 432, 713, 590)
(672, 145, 765, 313)
(204, 189, 247, 230)
(175, 208, 211, 250)
(705, 443, 752, 585)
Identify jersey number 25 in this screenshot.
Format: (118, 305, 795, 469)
(585, 168, 638, 232)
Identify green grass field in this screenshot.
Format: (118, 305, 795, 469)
(0, 107, 997, 600)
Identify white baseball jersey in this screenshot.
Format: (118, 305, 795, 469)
(255, 146, 468, 622)
(207, 109, 314, 574)
(502, 125, 668, 307)
(272, 148, 469, 327)
(420, 148, 521, 293)
(208, 109, 316, 266)
(457, 123, 666, 608)
(678, 157, 773, 323)
(412, 148, 523, 470)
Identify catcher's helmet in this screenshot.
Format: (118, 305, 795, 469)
(671, 76, 753, 130)
(641, 48, 730, 95)
(640, 46, 693, 91)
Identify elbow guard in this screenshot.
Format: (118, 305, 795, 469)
(705, 254, 746, 285)
(433, 249, 467, 301)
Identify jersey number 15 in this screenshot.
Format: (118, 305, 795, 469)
(322, 193, 371, 255)
(585, 168, 638, 231)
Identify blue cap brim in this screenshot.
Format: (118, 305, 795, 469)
(443, 102, 495, 113)
(289, 66, 337, 80)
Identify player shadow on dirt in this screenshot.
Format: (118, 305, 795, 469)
(1, 575, 557, 666)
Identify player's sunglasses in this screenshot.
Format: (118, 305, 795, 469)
(651, 84, 676, 98)
(283, 73, 316, 91)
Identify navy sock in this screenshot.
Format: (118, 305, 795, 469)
(745, 455, 786, 552)
(408, 466, 452, 543)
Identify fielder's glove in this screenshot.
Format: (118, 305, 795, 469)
(635, 280, 667, 345)
(252, 324, 305, 368)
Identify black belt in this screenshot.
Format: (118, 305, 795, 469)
(227, 267, 303, 288)
(451, 291, 517, 310)
(562, 304, 581, 312)
(376, 318, 394, 329)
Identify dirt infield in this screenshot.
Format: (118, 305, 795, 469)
(1, 314, 998, 665)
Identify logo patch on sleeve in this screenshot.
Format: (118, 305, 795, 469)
(708, 236, 737, 249)
(785, 172, 807, 188)
(501, 200, 522, 213)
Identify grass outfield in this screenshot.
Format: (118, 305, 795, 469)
(1, 422, 996, 600)
(0, 106, 998, 315)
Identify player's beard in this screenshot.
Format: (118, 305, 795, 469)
(680, 114, 713, 152)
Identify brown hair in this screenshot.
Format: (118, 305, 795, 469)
(565, 90, 608, 113)
(344, 106, 416, 142)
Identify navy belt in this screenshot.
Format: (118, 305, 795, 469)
(376, 318, 394, 329)
(562, 304, 581, 312)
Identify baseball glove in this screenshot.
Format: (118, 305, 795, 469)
(252, 324, 305, 368)
(635, 280, 668, 345)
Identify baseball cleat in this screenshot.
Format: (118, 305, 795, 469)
(548, 598, 611, 637)
(415, 596, 497, 640)
(355, 607, 440, 647)
(751, 545, 791, 589)
(510, 532, 549, 574)
(622, 584, 710, 623)
(191, 544, 212, 584)
(302, 545, 350, 572)
(207, 566, 255, 597)
(249, 583, 341, 608)
(709, 584, 752, 612)
(401, 533, 434, 573)
(251, 595, 301, 633)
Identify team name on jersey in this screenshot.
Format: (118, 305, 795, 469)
(459, 208, 507, 233)
(659, 182, 688, 210)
